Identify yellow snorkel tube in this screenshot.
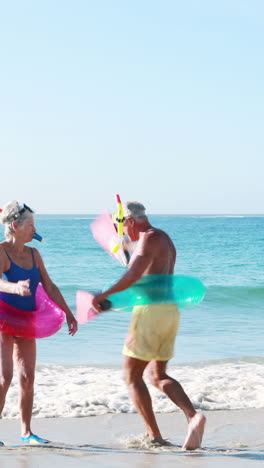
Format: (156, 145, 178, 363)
(111, 194, 125, 253)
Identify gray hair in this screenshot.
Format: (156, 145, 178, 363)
(0, 200, 34, 239)
(123, 201, 147, 221)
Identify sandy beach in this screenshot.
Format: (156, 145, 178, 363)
(1, 409, 263, 467)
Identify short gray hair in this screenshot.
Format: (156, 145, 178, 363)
(123, 201, 146, 220)
(0, 200, 34, 239)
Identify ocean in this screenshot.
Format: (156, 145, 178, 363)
(1, 214, 264, 418)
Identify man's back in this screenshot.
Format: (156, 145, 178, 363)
(129, 227, 176, 276)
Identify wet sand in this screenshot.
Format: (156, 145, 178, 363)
(1, 409, 264, 467)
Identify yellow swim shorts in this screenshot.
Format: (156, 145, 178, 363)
(123, 303, 180, 362)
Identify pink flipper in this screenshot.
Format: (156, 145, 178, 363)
(76, 290, 112, 324)
(91, 211, 129, 266)
(76, 291, 100, 324)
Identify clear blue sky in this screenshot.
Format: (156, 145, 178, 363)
(0, 1, 263, 214)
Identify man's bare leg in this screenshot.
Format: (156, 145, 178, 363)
(147, 360, 206, 449)
(123, 356, 164, 441)
(14, 337, 36, 437)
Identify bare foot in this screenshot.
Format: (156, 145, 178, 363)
(182, 412, 206, 450)
(150, 438, 174, 447)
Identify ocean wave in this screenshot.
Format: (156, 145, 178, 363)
(204, 285, 264, 306)
(2, 359, 264, 419)
(190, 215, 247, 218)
(73, 217, 96, 220)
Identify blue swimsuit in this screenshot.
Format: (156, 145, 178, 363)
(0, 248, 41, 311)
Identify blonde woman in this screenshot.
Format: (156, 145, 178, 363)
(0, 201, 77, 445)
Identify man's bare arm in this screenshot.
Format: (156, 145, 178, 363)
(92, 233, 155, 310)
(107, 255, 150, 294)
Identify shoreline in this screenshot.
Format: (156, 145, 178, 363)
(35, 355, 264, 368)
(1, 409, 264, 467)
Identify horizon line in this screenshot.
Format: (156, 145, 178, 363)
(35, 213, 264, 216)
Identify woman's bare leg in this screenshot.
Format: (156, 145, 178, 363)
(13, 337, 36, 437)
(0, 332, 14, 414)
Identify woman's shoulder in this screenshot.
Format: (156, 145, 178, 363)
(0, 242, 10, 269)
(0, 241, 8, 252)
(29, 245, 41, 258)
(29, 246, 43, 268)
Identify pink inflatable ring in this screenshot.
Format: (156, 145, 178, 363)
(0, 284, 65, 339)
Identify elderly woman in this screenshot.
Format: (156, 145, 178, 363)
(0, 201, 78, 445)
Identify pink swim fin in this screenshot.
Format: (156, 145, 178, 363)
(91, 211, 129, 266)
(76, 291, 100, 324)
(76, 290, 112, 324)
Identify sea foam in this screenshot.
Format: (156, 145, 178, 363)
(2, 359, 264, 419)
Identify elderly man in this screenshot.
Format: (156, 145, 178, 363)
(92, 201, 205, 449)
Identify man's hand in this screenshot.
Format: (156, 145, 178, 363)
(91, 292, 109, 313)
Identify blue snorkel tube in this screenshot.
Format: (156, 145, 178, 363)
(33, 232, 43, 242)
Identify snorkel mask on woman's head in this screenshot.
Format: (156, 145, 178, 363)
(17, 203, 43, 242)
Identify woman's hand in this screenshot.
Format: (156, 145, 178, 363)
(15, 279, 31, 296)
(66, 312, 78, 336)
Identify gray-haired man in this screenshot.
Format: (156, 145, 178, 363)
(92, 201, 205, 449)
